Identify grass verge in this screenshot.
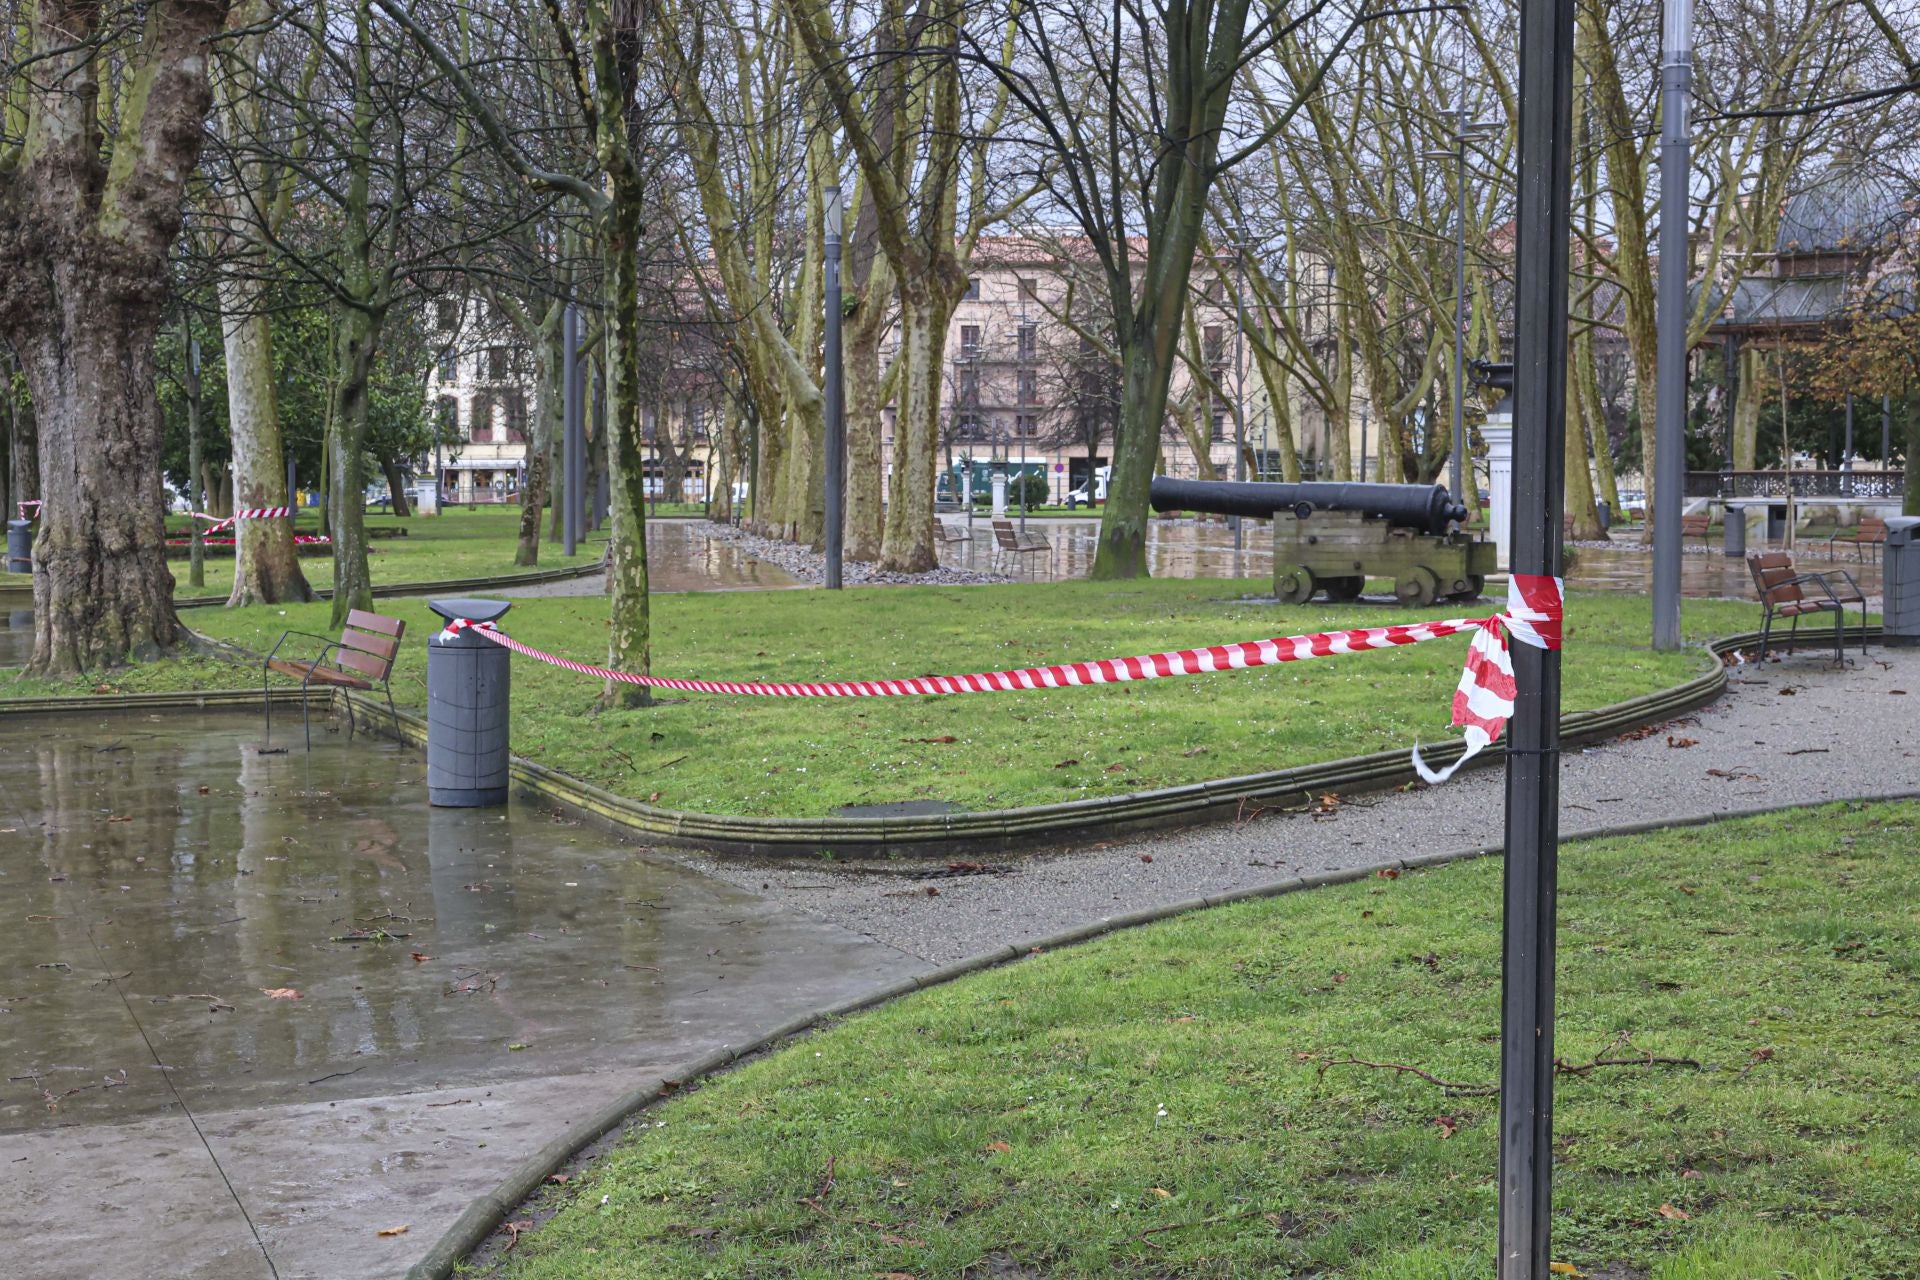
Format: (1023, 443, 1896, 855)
(9, 580, 1757, 819)
(486, 800, 1920, 1280)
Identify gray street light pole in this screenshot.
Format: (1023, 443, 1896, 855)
(823, 185, 845, 589)
(1651, 0, 1693, 651)
(563, 301, 582, 557)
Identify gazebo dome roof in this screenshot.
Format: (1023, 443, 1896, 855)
(1776, 166, 1910, 257)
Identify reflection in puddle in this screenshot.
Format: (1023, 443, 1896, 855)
(0, 610, 29, 668)
(0, 713, 895, 1129)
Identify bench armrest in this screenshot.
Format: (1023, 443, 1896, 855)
(264, 630, 340, 669)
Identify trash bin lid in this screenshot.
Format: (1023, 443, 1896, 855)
(427, 597, 513, 624)
(1887, 516, 1920, 544)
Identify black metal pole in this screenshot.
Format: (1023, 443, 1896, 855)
(823, 185, 845, 589)
(1843, 392, 1854, 489)
(1883, 395, 1893, 469)
(1500, 0, 1574, 1273)
(1452, 129, 1469, 503)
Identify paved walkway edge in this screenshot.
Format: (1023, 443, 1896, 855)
(172, 553, 608, 610)
(404, 785, 1920, 1280)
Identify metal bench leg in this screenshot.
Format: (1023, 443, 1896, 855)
(1757, 609, 1773, 661)
(1787, 613, 1799, 654)
(263, 670, 272, 745)
(385, 682, 398, 737)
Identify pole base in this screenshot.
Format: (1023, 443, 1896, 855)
(430, 786, 510, 807)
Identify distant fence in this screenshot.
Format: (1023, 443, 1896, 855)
(1684, 470, 1906, 500)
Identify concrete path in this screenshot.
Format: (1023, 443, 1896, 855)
(0, 714, 926, 1280)
(683, 644, 1920, 965)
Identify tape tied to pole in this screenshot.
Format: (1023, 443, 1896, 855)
(191, 507, 295, 536)
(438, 576, 1565, 786)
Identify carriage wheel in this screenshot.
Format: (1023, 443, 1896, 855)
(1449, 574, 1487, 603)
(1276, 565, 1317, 604)
(1322, 576, 1365, 602)
(1393, 566, 1440, 608)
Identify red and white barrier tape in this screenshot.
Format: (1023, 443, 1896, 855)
(16, 499, 40, 520)
(167, 534, 331, 547)
(439, 575, 1564, 783)
(192, 506, 295, 535)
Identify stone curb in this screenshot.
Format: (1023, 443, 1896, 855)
(403, 786, 1920, 1280)
(344, 629, 1804, 858)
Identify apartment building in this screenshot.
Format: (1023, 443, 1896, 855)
(425, 299, 533, 505)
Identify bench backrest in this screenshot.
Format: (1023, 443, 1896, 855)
(1859, 517, 1888, 540)
(1747, 553, 1804, 606)
(1682, 513, 1711, 535)
(990, 521, 1020, 550)
(335, 610, 406, 681)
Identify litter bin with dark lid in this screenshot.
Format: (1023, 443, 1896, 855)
(426, 597, 513, 806)
(1884, 517, 1920, 647)
(6, 518, 31, 574)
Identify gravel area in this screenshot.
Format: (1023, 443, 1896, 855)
(702, 521, 1012, 586)
(675, 644, 1920, 965)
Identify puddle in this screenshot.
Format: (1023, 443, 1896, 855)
(0, 712, 897, 1129)
(0, 610, 29, 669)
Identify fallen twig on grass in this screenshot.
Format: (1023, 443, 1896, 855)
(307, 1066, 368, 1086)
(1310, 1035, 1701, 1096)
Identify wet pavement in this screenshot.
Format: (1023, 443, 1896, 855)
(0, 713, 924, 1279)
(496, 519, 802, 598)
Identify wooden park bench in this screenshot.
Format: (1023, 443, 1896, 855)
(1746, 552, 1867, 664)
(936, 520, 972, 544)
(1829, 515, 1888, 563)
(262, 609, 406, 749)
(1681, 512, 1712, 544)
(990, 519, 1053, 578)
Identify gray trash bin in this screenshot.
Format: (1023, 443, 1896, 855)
(1723, 504, 1747, 558)
(1884, 517, 1920, 647)
(6, 518, 31, 574)
(426, 597, 513, 806)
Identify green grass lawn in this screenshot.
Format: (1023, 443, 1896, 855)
(486, 801, 1920, 1279)
(6, 580, 1762, 818)
(159, 508, 606, 600)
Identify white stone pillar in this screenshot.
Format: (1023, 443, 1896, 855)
(991, 472, 1008, 517)
(1481, 407, 1514, 572)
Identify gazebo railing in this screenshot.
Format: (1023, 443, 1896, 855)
(1684, 469, 1906, 500)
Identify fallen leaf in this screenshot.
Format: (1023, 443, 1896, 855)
(1139, 854, 1154, 863)
(901, 735, 958, 744)
(1331, 971, 1349, 984)
(1666, 736, 1697, 748)
(197, 786, 210, 795)
(508, 1042, 527, 1051)
(1433, 1115, 1458, 1139)
(1053, 758, 1080, 768)
(876, 1272, 917, 1280)
(1777, 686, 1797, 696)
(879, 1232, 926, 1246)
(1891, 689, 1908, 696)
(648, 791, 661, 804)
(984, 1140, 1011, 1154)
(546, 1173, 571, 1184)
(1181, 745, 1209, 757)
(377, 1225, 409, 1237)
(1376, 867, 1400, 880)
(107, 815, 133, 823)
(261, 988, 302, 1000)
(409, 951, 432, 963)
(1656, 1203, 1690, 1221)
(1150, 1186, 1173, 1198)
(1104, 762, 1126, 773)
(1549, 1264, 1584, 1277)
(1680, 1168, 1702, 1180)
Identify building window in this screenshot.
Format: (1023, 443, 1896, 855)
(437, 396, 459, 434)
(504, 393, 528, 443)
(1211, 403, 1228, 442)
(1017, 324, 1036, 361)
(960, 325, 981, 359)
(958, 366, 980, 408)
(438, 350, 458, 383)
(487, 346, 510, 382)
(1018, 277, 1038, 301)
(435, 299, 458, 331)
(954, 412, 985, 440)
(1203, 325, 1225, 367)
(470, 393, 493, 443)
(690, 401, 707, 441)
(1017, 413, 1038, 437)
(1206, 276, 1225, 304)
(1017, 368, 1037, 405)
(964, 277, 980, 300)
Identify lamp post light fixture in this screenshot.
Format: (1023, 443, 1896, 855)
(823, 184, 845, 589)
(1423, 112, 1499, 506)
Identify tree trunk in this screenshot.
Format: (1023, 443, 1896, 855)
(381, 456, 412, 517)
(222, 307, 314, 605)
(1732, 346, 1763, 470)
(1250, 344, 1303, 482)
(516, 309, 563, 565)
(1575, 326, 1621, 512)
(17, 309, 182, 673)
(879, 287, 947, 572)
(709, 400, 736, 524)
(327, 306, 380, 626)
(599, 194, 652, 708)
(844, 252, 894, 561)
(1566, 348, 1606, 539)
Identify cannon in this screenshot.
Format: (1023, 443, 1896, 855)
(1150, 476, 1496, 607)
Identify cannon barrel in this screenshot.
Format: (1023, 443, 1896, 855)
(1149, 477, 1467, 536)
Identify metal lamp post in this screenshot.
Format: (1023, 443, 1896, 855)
(562, 301, 582, 557)
(1424, 114, 1498, 505)
(823, 185, 845, 589)
(1651, 0, 1693, 651)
